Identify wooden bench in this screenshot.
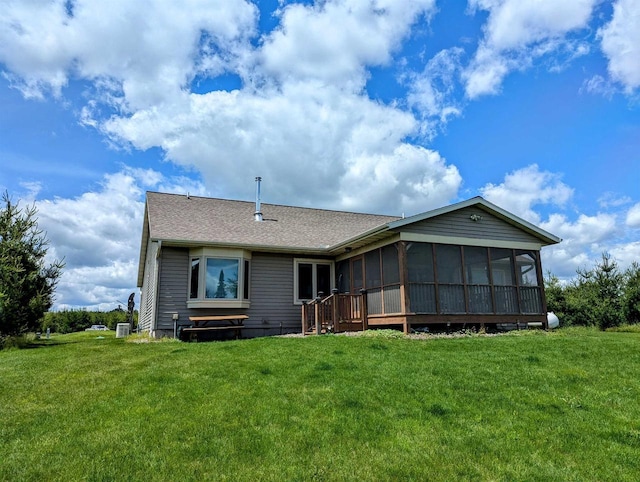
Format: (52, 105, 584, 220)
(180, 315, 248, 341)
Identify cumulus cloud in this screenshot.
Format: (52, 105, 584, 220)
(627, 202, 640, 227)
(463, 0, 596, 98)
(480, 165, 638, 281)
(599, 0, 640, 93)
(27, 168, 207, 310)
(407, 47, 465, 137)
(480, 164, 573, 223)
(0, 0, 258, 106)
(259, 0, 435, 92)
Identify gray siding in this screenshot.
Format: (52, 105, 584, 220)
(156, 247, 189, 332)
(138, 240, 159, 332)
(154, 249, 303, 337)
(399, 206, 541, 244)
(247, 252, 301, 336)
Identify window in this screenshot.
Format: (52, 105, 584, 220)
(188, 248, 251, 308)
(294, 259, 333, 304)
(407, 242, 436, 313)
(205, 258, 239, 299)
(336, 260, 350, 293)
(435, 244, 464, 313)
(464, 246, 492, 314)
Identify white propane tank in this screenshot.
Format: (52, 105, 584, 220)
(547, 312, 560, 329)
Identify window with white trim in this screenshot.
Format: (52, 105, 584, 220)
(294, 259, 334, 304)
(188, 248, 251, 308)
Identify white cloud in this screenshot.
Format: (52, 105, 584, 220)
(1, 0, 454, 215)
(478, 165, 640, 280)
(408, 48, 464, 136)
(259, 0, 435, 92)
(30, 167, 207, 309)
(480, 164, 573, 223)
(627, 202, 640, 227)
(0, 0, 258, 106)
(101, 81, 461, 214)
(599, 0, 640, 93)
(598, 192, 632, 209)
(464, 0, 596, 98)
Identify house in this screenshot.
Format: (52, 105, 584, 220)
(137, 190, 561, 338)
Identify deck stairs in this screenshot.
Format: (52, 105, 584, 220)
(302, 290, 367, 335)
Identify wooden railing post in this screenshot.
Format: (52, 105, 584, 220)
(301, 302, 308, 334)
(331, 288, 339, 333)
(314, 296, 321, 335)
(360, 289, 368, 331)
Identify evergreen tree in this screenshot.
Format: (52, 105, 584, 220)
(623, 262, 640, 325)
(215, 269, 227, 298)
(0, 192, 64, 340)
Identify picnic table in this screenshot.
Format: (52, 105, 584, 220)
(180, 315, 248, 341)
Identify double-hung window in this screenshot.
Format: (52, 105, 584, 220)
(294, 259, 333, 304)
(188, 248, 251, 309)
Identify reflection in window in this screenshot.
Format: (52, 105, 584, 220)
(490, 248, 515, 286)
(516, 251, 539, 286)
(464, 246, 490, 285)
(190, 258, 200, 299)
(336, 260, 350, 293)
(206, 258, 239, 299)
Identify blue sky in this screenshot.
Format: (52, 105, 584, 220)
(0, 0, 639, 310)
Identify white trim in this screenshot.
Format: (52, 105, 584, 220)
(187, 300, 251, 309)
(334, 234, 401, 261)
(293, 258, 335, 305)
(188, 248, 252, 307)
(400, 233, 543, 251)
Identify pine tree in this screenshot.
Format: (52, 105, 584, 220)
(0, 192, 64, 340)
(215, 269, 227, 298)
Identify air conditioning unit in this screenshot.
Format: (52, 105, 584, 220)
(116, 323, 130, 338)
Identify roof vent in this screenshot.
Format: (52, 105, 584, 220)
(254, 176, 263, 222)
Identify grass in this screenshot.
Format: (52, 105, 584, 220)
(1, 328, 639, 481)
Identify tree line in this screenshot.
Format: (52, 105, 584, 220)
(42, 308, 138, 334)
(545, 252, 640, 330)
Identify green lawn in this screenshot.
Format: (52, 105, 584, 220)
(1, 328, 639, 481)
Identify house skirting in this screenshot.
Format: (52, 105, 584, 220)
(367, 313, 548, 333)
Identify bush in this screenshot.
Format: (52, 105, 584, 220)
(546, 253, 630, 329)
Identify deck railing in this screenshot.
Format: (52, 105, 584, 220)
(301, 290, 367, 334)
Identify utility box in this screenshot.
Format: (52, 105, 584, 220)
(116, 323, 130, 338)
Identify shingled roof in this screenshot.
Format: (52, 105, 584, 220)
(138, 192, 561, 287)
(143, 191, 400, 249)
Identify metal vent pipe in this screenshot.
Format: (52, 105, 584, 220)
(254, 176, 263, 221)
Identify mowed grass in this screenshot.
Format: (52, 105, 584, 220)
(1, 328, 639, 481)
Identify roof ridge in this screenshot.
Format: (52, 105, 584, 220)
(146, 190, 401, 219)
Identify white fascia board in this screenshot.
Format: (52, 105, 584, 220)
(400, 232, 544, 251)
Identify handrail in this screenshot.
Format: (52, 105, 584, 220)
(301, 291, 367, 335)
